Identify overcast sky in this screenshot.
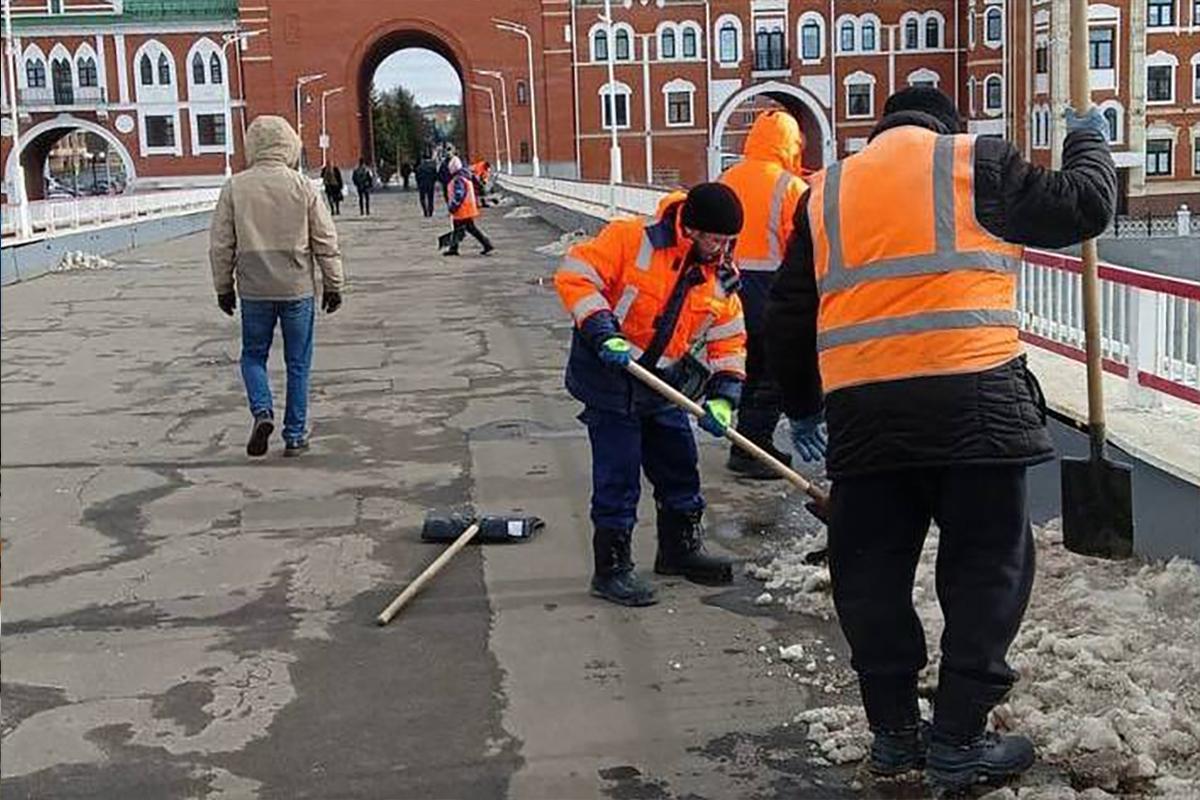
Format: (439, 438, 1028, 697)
(372, 49, 462, 106)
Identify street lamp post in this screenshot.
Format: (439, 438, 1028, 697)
(221, 29, 264, 177)
(3, 0, 32, 238)
(598, 0, 623, 215)
(492, 18, 540, 177)
(475, 69, 512, 174)
(469, 83, 501, 168)
(294, 72, 325, 172)
(319, 86, 344, 168)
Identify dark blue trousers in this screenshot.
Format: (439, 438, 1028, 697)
(581, 405, 704, 531)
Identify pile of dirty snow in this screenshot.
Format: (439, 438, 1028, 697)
(751, 521, 1200, 796)
(534, 229, 588, 256)
(504, 205, 539, 219)
(54, 251, 115, 272)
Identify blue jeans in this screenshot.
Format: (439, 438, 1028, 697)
(240, 298, 315, 444)
(581, 405, 703, 530)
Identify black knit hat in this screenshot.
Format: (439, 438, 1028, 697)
(681, 182, 744, 236)
(882, 87, 965, 134)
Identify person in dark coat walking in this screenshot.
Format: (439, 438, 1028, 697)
(352, 159, 374, 216)
(765, 87, 1116, 790)
(415, 157, 438, 218)
(437, 153, 453, 204)
(320, 164, 343, 215)
(400, 161, 413, 190)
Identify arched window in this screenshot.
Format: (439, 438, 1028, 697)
(681, 26, 698, 58)
(718, 21, 739, 63)
(1103, 107, 1119, 143)
(592, 28, 608, 61)
(157, 53, 171, 85)
(861, 19, 877, 52)
(905, 19, 920, 49)
(26, 58, 47, 88)
(615, 28, 631, 60)
(800, 19, 822, 60)
(984, 75, 1003, 111)
(77, 56, 98, 87)
(139, 53, 153, 85)
(985, 7, 1003, 45)
(925, 17, 941, 49)
(192, 52, 206, 85)
(51, 57, 73, 105)
(839, 20, 855, 53)
(516, 79, 528, 106)
(210, 52, 222, 84)
(660, 27, 676, 59)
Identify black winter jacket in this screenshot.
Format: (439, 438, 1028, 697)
(766, 112, 1117, 478)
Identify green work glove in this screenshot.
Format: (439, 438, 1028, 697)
(598, 336, 633, 368)
(698, 398, 733, 437)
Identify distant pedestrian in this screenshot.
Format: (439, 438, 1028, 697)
(443, 156, 494, 257)
(400, 161, 413, 190)
(415, 156, 438, 218)
(437, 152, 453, 203)
(321, 163, 343, 215)
(352, 159, 374, 216)
(209, 115, 345, 458)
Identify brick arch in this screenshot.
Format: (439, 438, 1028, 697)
(4, 116, 136, 201)
(342, 17, 474, 166)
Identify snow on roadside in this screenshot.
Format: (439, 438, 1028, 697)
(748, 522, 1200, 796)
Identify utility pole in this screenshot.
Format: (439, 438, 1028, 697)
(320, 85, 344, 169)
(294, 72, 325, 172)
(493, 18, 540, 176)
(476, 69, 512, 173)
(599, 0, 623, 212)
(221, 29, 263, 177)
(4, 0, 32, 238)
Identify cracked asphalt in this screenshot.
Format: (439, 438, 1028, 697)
(1, 191, 858, 800)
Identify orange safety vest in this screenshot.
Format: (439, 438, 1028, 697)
(554, 193, 747, 377)
(808, 126, 1024, 394)
(451, 173, 479, 221)
(719, 110, 808, 273)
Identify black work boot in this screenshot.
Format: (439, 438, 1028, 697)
(653, 507, 733, 585)
(927, 731, 1035, 790)
(590, 527, 657, 607)
(870, 721, 931, 776)
(727, 441, 793, 480)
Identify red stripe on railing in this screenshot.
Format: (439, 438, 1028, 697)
(1020, 332, 1199, 405)
(1025, 248, 1200, 301)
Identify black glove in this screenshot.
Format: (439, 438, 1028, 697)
(322, 291, 342, 314)
(217, 292, 236, 316)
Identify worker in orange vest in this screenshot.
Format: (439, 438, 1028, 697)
(554, 184, 748, 606)
(470, 159, 491, 206)
(766, 88, 1116, 788)
(719, 110, 809, 479)
(443, 156, 494, 257)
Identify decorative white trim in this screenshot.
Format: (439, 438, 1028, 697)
(796, 11, 825, 62)
(843, 69, 876, 119)
(983, 73, 1004, 116)
(906, 67, 940, 88)
(713, 13, 743, 67)
(662, 78, 696, 127)
(4, 114, 138, 191)
(983, 5, 1004, 49)
(1098, 99, 1124, 145)
(711, 79, 833, 170)
(599, 79, 632, 129)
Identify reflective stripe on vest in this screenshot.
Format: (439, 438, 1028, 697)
(737, 171, 793, 273)
(706, 316, 746, 341)
(570, 292, 610, 323)
(817, 308, 1020, 351)
(560, 256, 606, 290)
(613, 285, 639, 321)
(709, 354, 747, 373)
(635, 232, 653, 271)
(818, 136, 1022, 294)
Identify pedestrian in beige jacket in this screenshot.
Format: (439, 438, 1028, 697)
(209, 114, 345, 457)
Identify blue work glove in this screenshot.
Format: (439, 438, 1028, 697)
(1064, 106, 1107, 138)
(698, 398, 733, 438)
(789, 413, 828, 462)
(597, 336, 633, 369)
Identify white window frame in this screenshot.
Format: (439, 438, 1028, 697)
(47, 43, 73, 101)
(835, 13, 856, 54)
(662, 77, 696, 128)
(900, 12, 921, 50)
(1145, 135, 1174, 177)
(20, 43, 48, 91)
(843, 70, 876, 119)
(1145, 51, 1178, 105)
(599, 80, 632, 129)
(139, 110, 182, 157)
(859, 14, 880, 53)
(796, 11, 825, 63)
(1098, 99, 1123, 145)
(906, 68, 940, 88)
(922, 11, 945, 50)
(133, 39, 181, 157)
(589, 23, 609, 63)
(1031, 105, 1051, 150)
(1190, 54, 1200, 103)
(679, 21, 702, 60)
(656, 21, 679, 61)
(73, 42, 100, 90)
(714, 13, 743, 66)
(983, 6, 1004, 48)
(612, 23, 635, 62)
(967, 76, 977, 116)
(1147, 0, 1176, 28)
(983, 73, 1003, 115)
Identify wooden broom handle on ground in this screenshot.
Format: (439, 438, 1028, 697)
(1070, 0, 1108, 454)
(626, 361, 829, 506)
(376, 522, 481, 625)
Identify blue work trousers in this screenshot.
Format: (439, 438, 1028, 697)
(582, 405, 704, 531)
(240, 297, 315, 444)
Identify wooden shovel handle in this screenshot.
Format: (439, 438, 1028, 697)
(376, 522, 481, 625)
(625, 361, 830, 507)
(1069, 0, 1107, 449)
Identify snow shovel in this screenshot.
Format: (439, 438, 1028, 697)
(376, 511, 543, 625)
(437, 229, 457, 251)
(625, 361, 831, 525)
(1060, 0, 1133, 559)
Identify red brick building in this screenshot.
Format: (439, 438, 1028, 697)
(4, 1, 1197, 215)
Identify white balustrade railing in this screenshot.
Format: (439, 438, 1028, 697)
(500, 175, 1200, 406)
(1, 188, 220, 240)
